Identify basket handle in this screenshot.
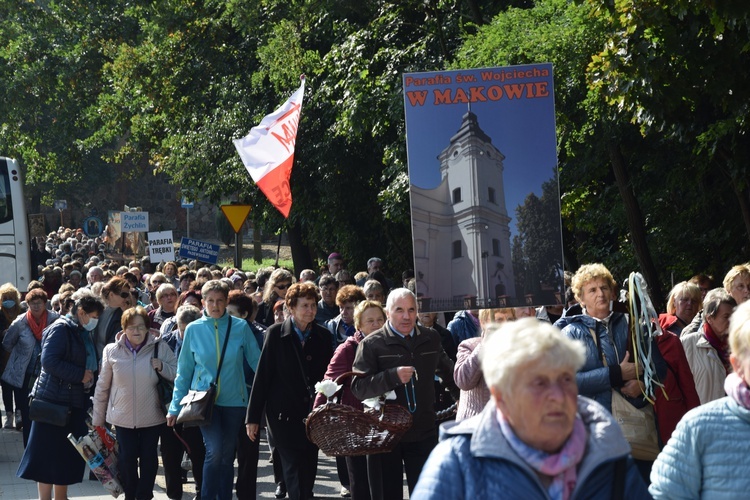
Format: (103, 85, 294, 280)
(333, 371, 367, 385)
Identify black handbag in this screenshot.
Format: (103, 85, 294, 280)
(153, 342, 174, 413)
(28, 397, 70, 427)
(176, 320, 232, 427)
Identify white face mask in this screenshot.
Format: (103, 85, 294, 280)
(83, 317, 99, 331)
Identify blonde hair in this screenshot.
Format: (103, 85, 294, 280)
(353, 300, 386, 331)
(481, 318, 586, 396)
(571, 263, 616, 303)
(666, 281, 702, 315)
(723, 265, 750, 293)
(729, 301, 750, 360)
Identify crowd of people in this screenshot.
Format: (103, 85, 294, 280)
(1, 226, 750, 499)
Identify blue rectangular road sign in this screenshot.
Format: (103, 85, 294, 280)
(178, 237, 220, 265)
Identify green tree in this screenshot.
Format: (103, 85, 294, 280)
(515, 175, 564, 297)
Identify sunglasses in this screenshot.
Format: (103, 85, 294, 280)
(119, 291, 131, 299)
(276, 283, 291, 290)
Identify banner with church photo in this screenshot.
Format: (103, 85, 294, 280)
(402, 63, 564, 313)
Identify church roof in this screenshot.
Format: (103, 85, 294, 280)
(449, 110, 493, 145)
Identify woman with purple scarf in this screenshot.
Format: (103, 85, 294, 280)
(651, 299, 750, 497)
(412, 318, 648, 499)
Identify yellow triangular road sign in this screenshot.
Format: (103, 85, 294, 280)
(220, 205, 252, 234)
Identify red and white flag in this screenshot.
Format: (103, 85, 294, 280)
(233, 76, 305, 218)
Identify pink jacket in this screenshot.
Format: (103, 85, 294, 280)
(93, 333, 177, 428)
(454, 337, 490, 421)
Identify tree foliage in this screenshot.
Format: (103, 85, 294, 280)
(2, 0, 750, 294)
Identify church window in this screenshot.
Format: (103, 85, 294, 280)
(492, 238, 501, 256)
(452, 188, 462, 204)
(488, 187, 496, 204)
(452, 240, 462, 259)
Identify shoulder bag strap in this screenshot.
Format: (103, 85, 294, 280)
(214, 318, 232, 386)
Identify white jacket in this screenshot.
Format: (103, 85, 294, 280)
(93, 332, 177, 428)
(681, 329, 727, 405)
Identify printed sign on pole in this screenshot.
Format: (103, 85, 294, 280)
(147, 231, 175, 263)
(120, 211, 149, 232)
(178, 237, 220, 265)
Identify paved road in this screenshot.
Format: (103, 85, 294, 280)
(0, 422, 408, 499)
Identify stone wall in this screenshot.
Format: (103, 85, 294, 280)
(31, 173, 221, 242)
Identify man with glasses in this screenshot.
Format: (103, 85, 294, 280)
(315, 275, 339, 325)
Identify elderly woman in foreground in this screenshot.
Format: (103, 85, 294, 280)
(650, 300, 750, 498)
(412, 318, 648, 499)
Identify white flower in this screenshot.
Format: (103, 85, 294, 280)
(362, 397, 383, 411)
(314, 380, 342, 398)
(363, 390, 397, 411)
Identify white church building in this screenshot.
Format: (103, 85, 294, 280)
(410, 110, 516, 311)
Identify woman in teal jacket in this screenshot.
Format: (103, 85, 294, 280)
(167, 280, 261, 500)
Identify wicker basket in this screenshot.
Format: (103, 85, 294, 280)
(305, 371, 413, 457)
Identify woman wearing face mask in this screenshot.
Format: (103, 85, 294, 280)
(17, 288, 104, 500)
(0, 283, 23, 430)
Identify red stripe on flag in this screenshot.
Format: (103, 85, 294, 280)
(256, 154, 294, 218)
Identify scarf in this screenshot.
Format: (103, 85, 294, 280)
(498, 411, 587, 500)
(26, 310, 48, 341)
(703, 322, 731, 373)
(725, 372, 750, 410)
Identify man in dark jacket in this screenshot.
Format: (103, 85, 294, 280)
(351, 288, 458, 500)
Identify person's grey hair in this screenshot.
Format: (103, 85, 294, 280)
(176, 304, 202, 327)
(299, 269, 316, 281)
(385, 287, 415, 314)
(363, 279, 384, 295)
(156, 283, 177, 302)
(87, 266, 103, 279)
(481, 318, 586, 396)
(201, 279, 229, 298)
(703, 288, 736, 318)
(90, 282, 104, 297)
(150, 272, 167, 286)
(69, 270, 82, 278)
(367, 257, 382, 268)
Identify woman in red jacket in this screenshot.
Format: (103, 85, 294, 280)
(656, 282, 702, 444)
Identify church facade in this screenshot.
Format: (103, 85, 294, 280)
(410, 110, 516, 312)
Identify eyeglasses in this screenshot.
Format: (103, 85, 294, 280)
(151, 280, 165, 286)
(276, 283, 291, 290)
(119, 291, 131, 299)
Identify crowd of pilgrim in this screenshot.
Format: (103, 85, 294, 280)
(1, 225, 749, 499)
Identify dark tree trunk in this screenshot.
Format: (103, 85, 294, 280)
(731, 183, 750, 246)
(607, 140, 664, 310)
(287, 221, 314, 276)
(464, 0, 484, 25)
